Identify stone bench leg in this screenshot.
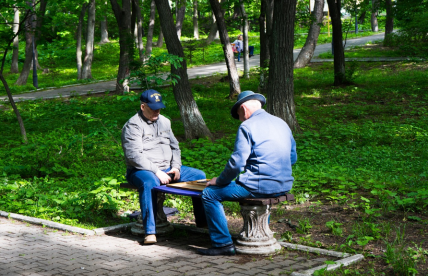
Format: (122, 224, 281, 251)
(131, 191, 174, 236)
(235, 204, 281, 254)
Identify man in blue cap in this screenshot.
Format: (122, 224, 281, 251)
(121, 89, 206, 244)
(197, 91, 297, 256)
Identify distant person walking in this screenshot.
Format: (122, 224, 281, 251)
(232, 35, 254, 62)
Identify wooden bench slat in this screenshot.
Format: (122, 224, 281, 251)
(120, 182, 294, 205)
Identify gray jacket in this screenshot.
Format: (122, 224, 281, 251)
(121, 111, 181, 173)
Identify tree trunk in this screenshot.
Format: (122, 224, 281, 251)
(110, 0, 133, 93)
(131, 2, 137, 52)
(154, 0, 213, 140)
(175, 0, 186, 40)
(258, 0, 273, 93)
(10, 7, 20, 73)
(15, 13, 33, 85)
(33, 0, 47, 70)
(76, 4, 87, 80)
(266, 0, 300, 132)
(100, 16, 110, 43)
(156, 29, 164, 47)
(193, 0, 199, 39)
(82, 0, 95, 79)
(358, 11, 366, 24)
(209, 0, 241, 99)
(206, 13, 219, 44)
(0, 73, 27, 143)
(385, 0, 394, 34)
(294, 0, 323, 68)
(133, 0, 144, 62)
(145, 0, 156, 58)
(371, 0, 379, 32)
(240, 1, 249, 79)
(327, 0, 346, 85)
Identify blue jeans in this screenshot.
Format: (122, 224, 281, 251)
(237, 46, 255, 61)
(201, 181, 284, 248)
(126, 166, 206, 234)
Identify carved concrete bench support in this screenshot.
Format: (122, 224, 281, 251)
(235, 194, 294, 255)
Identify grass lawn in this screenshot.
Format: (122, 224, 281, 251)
(0, 44, 427, 274)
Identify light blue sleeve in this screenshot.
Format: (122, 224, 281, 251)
(216, 125, 252, 186)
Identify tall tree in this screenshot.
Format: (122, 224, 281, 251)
(154, 0, 213, 140)
(294, 0, 324, 68)
(385, 0, 394, 34)
(145, 0, 156, 58)
(175, 0, 186, 39)
(156, 29, 164, 47)
(1, 8, 31, 143)
(10, 6, 20, 73)
(100, 16, 110, 44)
(208, 0, 241, 99)
(33, 0, 47, 70)
(193, 0, 199, 39)
(110, 0, 133, 93)
(206, 13, 219, 44)
(15, 1, 36, 85)
(82, 0, 96, 79)
(327, 0, 346, 85)
(371, 0, 379, 32)
(240, 0, 249, 79)
(258, 0, 273, 93)
(132, 0, 144, 62)
(76, 4, 88, 80)
(266, 0, 300, 132)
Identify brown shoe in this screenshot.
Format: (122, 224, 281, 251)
(144, 234, 157, 244)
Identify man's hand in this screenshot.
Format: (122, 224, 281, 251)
(167, 168, 180, 181)
(206, 177, 217, 187)
(156, 170, 171, 185)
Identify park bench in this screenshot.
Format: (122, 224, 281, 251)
(120, 182, 294, 254)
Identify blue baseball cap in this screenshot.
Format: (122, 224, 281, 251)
(140, 89, 166, 110)
(231, 91, 266, 119)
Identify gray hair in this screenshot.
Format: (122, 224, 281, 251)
(242, 99, 262, 109)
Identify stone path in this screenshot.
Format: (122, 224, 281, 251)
(0, 33, 392, 103)
(0, 217, 336, 276)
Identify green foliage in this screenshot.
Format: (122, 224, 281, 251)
(326, 220, 343, 236)
(384, 226, 428, 275)
(0, 59, 426, 231)
(127, 53, 183, 89)
(278, 231, 294, 242)
(296, 218, 313, 234)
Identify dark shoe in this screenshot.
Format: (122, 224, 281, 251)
(197, 244, 236, 256)
(249, 54, 254, 58)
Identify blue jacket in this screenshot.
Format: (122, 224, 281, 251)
(216, 109, 297, 194)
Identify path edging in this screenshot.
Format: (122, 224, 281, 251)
(279, 242, 364, 275)
(0, 210, 135, 235)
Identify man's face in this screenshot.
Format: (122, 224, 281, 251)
(141, 103, 161, 121)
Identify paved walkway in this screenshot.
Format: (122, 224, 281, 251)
(0, 33, 390, 103)
(0, 217, 337, 276)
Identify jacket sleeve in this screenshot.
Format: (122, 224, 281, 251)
(169, 129, 182, 171)
(216, 125, 251, 186)
(121, 122, 159, 173)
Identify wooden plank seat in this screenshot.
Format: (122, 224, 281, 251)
(119, 182, 294, 254)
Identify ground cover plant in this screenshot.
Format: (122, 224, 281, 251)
(0, 52, 427, 273)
